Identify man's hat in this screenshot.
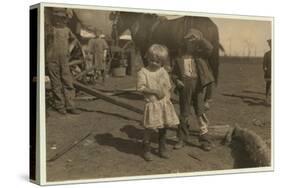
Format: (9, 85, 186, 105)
(52, 8, 67, 17)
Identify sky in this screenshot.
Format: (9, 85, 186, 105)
(212, 17, 272, 57)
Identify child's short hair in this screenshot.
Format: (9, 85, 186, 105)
(147, 44, 169, 66)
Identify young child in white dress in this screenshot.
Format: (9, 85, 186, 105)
(137, 44, 179, 161)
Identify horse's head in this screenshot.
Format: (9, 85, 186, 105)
(110, 11, 140, 41)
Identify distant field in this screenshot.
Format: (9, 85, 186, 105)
(220, 56, 263, 64)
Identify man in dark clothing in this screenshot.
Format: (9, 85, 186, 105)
(45, 8, 80, 115)
(263, 39, 272, 105)
(172, 29, 214, 151)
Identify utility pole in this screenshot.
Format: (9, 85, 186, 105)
(244, 39, 253, 59)
(228, 38, 232, 56)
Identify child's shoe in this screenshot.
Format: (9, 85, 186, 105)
(143, 142, 153, 161)
(173, 139, 185, 150)
(143, 152, 153, 161)
(159, 149, 169, 159)
(159, 141, 169, 159)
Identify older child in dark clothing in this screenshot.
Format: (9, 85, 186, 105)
(172, 29, 214, 151)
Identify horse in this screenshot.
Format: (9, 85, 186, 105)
(110, 11, 224, 83)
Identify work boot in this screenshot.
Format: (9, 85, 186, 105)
(57, 108, 67, 115)
(173, 139, 185, 150)
(199, 133, 212, 151)
(159, 129, 169, 159)
(67, 109, 81, 115)
(143, 142, 153, 161)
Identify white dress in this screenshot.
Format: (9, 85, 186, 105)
(137, 67, 180, 129)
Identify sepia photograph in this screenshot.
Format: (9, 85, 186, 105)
(38, 3, 273, 184)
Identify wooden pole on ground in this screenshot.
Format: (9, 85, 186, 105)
(73, 81, 144, 114)
(47, 132, 92, 162)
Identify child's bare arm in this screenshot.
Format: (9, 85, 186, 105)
(137, 70, 164, 99)
(141, 88, 164, 99)
(175, 80, 185, 88)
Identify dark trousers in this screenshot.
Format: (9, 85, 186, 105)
(204, 83, 213, 101)
(266, 81, 271, 97)
(47, 57, 75, 110)
(177, 116, 190, 142)
(179, 77, 205, 117)
(177, 77, 205, 141)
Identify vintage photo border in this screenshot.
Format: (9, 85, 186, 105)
(34, 2, 274, 185)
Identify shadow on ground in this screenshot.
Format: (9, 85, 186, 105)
(95, 133, 143, 159)
(120, 125, 185, 146)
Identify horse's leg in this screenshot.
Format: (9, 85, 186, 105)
(140, 49, 148, 67)
(133, 49, 146, 71)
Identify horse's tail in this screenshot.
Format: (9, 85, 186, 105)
(219, 43, 225, 53)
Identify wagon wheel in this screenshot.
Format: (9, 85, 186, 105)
(68, 39, 85, 75)
(68, 40, 100, 85)
(121, 40, 133, 50)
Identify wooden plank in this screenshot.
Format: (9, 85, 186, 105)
(73, 81, 144, 114)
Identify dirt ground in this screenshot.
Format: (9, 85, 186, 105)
(46, 61, 271, 182)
